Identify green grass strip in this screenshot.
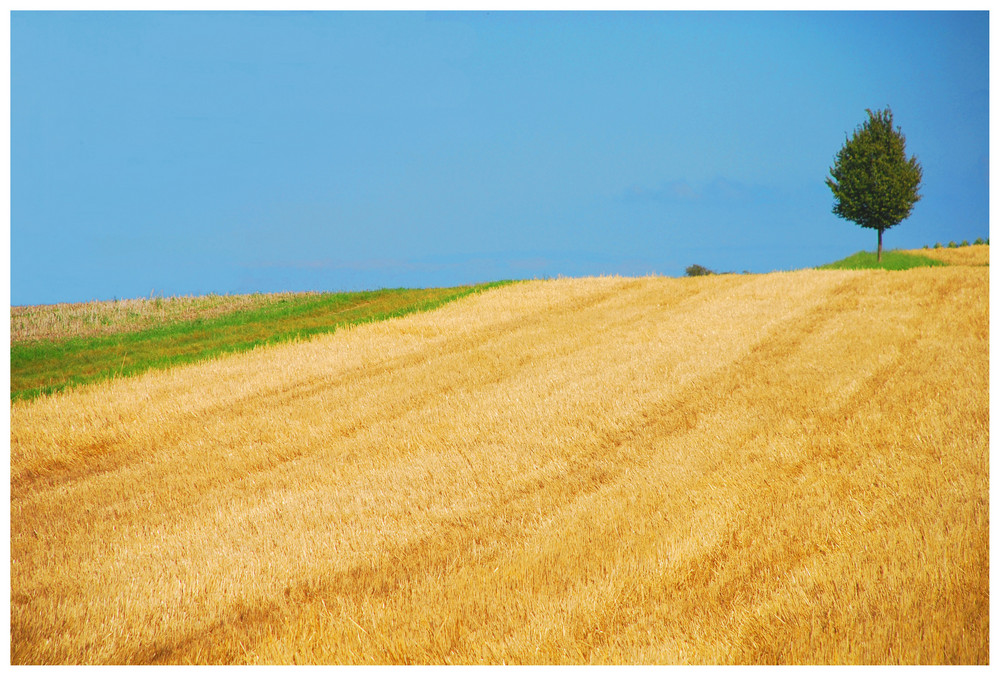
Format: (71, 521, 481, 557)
(816, 250, 950, 271)
(11, 281, 513, 402)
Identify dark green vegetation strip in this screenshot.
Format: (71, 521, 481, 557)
(11, 282, 513, 402)
(817, 250, 949, 271)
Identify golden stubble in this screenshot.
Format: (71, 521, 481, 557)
(10, 268, 988, 664)
(904, 244, 989, 267)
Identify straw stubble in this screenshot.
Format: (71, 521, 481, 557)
(10, 267, 988, 664)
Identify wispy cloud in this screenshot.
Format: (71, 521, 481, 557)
(245, 254, 513, 276)
(621, 177, 778, 206)
(246, 258, 449, 273)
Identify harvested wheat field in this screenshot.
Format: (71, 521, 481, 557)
(904, 243, 990, 267)
(10, 265, 988, 664)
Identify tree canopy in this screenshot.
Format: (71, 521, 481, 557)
(826, 107, 922, 261)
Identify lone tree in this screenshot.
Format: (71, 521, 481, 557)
(826, 107, 922, 261)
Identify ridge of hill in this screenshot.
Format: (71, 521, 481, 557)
(815, 244, 988, 271)
(904, 243, 990, 266)
(10, 244, 989, 402)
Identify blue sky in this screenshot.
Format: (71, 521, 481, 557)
(9, 10, 990, 305)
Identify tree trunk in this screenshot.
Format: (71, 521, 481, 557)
(877, 228, 884, 262)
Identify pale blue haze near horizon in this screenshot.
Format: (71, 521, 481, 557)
(10, 10, 989, 305)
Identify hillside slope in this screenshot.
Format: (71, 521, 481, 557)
(11, 283, 507, 401)
(10, 267, 988, 664)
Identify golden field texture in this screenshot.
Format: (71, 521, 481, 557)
(904, 243, 990, 267)
(10, 267, 988, 664)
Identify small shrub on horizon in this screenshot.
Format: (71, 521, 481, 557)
(948, 241, 957, 248)
(974, 237, 984, 245)
(934, 242, 942, 249)
(685, 264, 715, 277)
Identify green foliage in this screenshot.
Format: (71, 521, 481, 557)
(685, 264, 714, 277)
(11, 282, 513, 401)
(974, 237, 984, 245)
(949, 241, 957, 248)
(817, 250, 949, 271)
(826, 107, 922, 258)
(934, 242, 942, 249)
